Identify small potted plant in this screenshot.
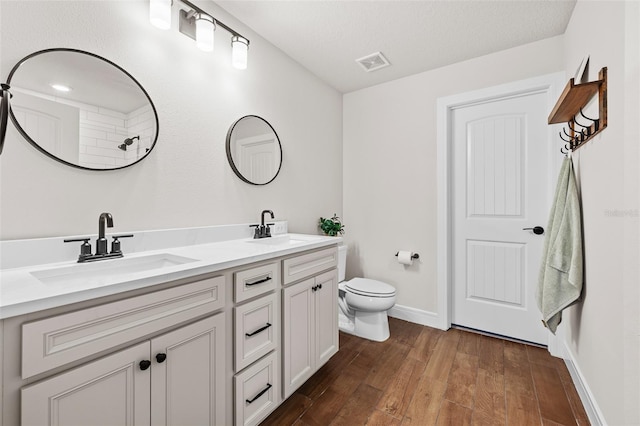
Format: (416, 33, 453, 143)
(319, 214, 345, 236)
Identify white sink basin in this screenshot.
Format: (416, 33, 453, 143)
(30, 253, 198, 286)
(246, 234, 321, 247)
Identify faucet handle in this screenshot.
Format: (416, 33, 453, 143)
(249, 224, 261, 239)
(265, 223, 274, 237)
(64, 237, 93, 260)
(110, 234, 134, 254)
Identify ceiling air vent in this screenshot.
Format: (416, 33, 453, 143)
(356, 52, 390, 72)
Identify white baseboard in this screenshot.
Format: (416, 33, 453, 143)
(388, 304, 443, 330)
(562, 341, 606, 426)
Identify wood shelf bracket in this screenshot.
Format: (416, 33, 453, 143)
(549, 67, 607, 153)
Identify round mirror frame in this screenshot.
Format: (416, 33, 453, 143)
(6, 48, 159, 171)
(226, 115, 283, 185)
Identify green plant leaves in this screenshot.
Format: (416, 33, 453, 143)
(319, 214, 344, 236)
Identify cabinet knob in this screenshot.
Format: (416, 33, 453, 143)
(155, 353, 167, 363)
(318, 283, 323, 290)
(139, 360, 151, 370)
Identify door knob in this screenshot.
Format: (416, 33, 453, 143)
(523, 226, 544, 235)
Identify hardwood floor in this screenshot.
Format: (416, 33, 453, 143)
(262, 318, 589, 426)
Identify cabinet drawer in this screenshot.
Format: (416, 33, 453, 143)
(282, 246, 338, 285)
(234, 293, 278, 372)
(234, 351, 279, 426)
(234, 262, 278, 303)
(22, 276, 225, 379)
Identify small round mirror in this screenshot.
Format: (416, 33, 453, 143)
(7, 48, 159, 170)
(226, 115, 282, 185)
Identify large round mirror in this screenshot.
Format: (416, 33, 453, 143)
(226, 115, 282, 185)
(6, 48, 159, 170)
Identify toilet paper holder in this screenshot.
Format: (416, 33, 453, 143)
(395, 252, 419, 259)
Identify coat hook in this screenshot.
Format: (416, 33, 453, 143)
(559, 130, 574, 144)
(562, 126, 575, 139)
(579, 107, 598, 122)
(579, 107, 600, 132)
(573, 115, 591, 132)
(560, 128, 578, 148)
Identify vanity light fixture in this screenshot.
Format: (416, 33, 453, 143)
(150, 0, 250, 69)
(50, 84, 72, 92)
(195, 13, 215, 52)
(231, 36, 249, 70)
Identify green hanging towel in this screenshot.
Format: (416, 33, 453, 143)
(536, 156, 584, 334)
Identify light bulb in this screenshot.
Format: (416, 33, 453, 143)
(50, 84, 72, 92)
(196, 14, 215, 52)
(231, 36, 249, 70)
(149, 0, 171, 30)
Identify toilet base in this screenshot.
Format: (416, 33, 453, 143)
(338, 310, 390, 342)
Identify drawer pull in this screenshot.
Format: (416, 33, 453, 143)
(246, 276, 272, 286)
(139, 360, 151, 371)
(246, 383, 272, 404)
(245, 322, 272, 337)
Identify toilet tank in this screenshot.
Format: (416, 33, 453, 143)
(338, 244, 347, 282)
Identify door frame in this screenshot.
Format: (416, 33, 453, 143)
(436, 72, 566, 354)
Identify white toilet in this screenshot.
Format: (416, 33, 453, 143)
(337, 245, 396, 342)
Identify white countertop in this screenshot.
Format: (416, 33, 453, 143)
(0, 233, 341, 320)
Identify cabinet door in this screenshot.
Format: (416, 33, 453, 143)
(314, 269, 339, 367)
(21, 342, 151, 426)
(151, 314, 226, 426)
(282, 278, 315, 398)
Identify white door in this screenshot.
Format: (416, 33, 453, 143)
(452, 91, 550, 345)
(12, 106, 61, 154)
(237, 134, 278, 184)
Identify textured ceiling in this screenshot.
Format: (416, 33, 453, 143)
(217, 0, 576, 93)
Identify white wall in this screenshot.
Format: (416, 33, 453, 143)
(343, 36, 564, 314)
(0, 0, 342, 240)
(561, 1, 639, 424)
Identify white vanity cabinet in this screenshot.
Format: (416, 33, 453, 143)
(282, 248, 338, 398)
(14, 275, 227, 426)
(0, 237, 341, 426)
(22, 314, 225, 426)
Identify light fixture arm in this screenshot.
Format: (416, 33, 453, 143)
(178, 0, 249, 44)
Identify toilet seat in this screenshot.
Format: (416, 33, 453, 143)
(345, 277, 396, 298)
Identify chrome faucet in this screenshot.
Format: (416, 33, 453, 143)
(251, 210, 275, 239)
(96, 212, 114, 255)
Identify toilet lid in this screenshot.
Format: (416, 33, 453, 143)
(345, 278, 396, 297)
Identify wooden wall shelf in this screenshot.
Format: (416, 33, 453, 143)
(549, 67, 608, 152)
